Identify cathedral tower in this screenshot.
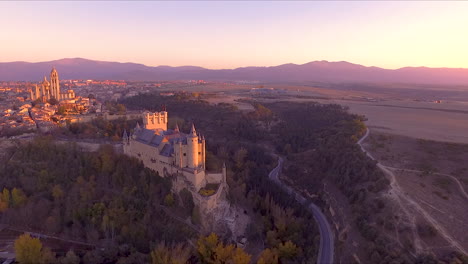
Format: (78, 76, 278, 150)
(50, 67, 60, 100)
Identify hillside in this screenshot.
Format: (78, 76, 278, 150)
(2, 58, 468, 85)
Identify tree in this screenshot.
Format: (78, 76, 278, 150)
(151, 243, 190, 264)
(231, 248, 251, 264)
(197, 233, 219, 263)
(40, 247, 57, 264)
(57, 106, 67, 115)
(11, 188, 27, 208)
(0, 188, 10, 212)
(179, 188, 194, 214)
(234, 148, 248, 169)
(164, 193, 175, 207)
(61, 250, 80, 264)
(278, 241, 299, 260)
(52, 184, 64, 201)
(48, 98, 59, 106)
(14, 234, 43, 264)
(116, 104, 126, 114)
(257, 248, 278, 264)
(197, 233, 251, 264)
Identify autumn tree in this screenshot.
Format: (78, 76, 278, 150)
(278, 240, 299, 260)
(14, 234, 43, 264)
(11, 188, 27, 208)
(0, 188, 10, 212)
(197, 233, 219, 263)
(197, 233, 251, 264)
(257, 248, 279, 264)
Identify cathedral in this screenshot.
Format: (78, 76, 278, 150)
(123, 110, 227, 193)
(30, 67, 75, 102)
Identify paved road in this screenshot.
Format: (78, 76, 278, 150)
(268, 157, 334, 264)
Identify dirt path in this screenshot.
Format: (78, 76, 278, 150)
(385, 166, 468, 200)
(358, 129, 468, 255)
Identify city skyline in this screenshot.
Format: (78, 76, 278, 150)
(1, 1, 468, 69)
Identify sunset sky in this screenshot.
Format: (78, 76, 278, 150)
(1, 1, 467, 69)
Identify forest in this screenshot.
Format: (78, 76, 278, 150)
(2, 92, 465, 263)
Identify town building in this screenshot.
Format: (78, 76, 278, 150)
(30, 68, 76, 102)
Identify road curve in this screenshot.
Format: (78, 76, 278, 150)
(268, 157, 334, 264)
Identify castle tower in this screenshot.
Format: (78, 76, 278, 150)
(187, 123, 199, 169)
(50, 67, 60, 100)
(143, 110, 168, 130)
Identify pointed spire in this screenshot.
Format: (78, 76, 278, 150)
(123, 129, 128, 139)
(136, 122, 141, 130)
(190, 123, 197, 137)
(174, 123, 180, 132)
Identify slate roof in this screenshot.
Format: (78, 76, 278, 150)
(134, 127, 201, 157)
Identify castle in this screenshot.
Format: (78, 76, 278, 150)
(30, 67, 75, 102)
(123, 110, 227, 195)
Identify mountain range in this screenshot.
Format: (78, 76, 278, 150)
(1, 58, 468, 85)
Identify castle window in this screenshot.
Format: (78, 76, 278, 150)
(198, 152, 201, 155)
(150, 158, 156, 163)
(183, 153, 186, 156)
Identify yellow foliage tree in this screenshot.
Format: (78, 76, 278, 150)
(14, 234, 42, 264)
(257, 248, 278, 264)
(11, 188, 27, 208)
(197, 233, 251, 264)
(0, 188, 10, 212)
(197, 233, 219, 263)
(231, 247, 251, 264)
(278, 240, 299, 260)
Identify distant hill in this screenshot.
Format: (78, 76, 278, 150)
(1, 58, 468, 85)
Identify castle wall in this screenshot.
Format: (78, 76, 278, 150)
(124, 140, 207, 190)
(205, 173, 223, 184)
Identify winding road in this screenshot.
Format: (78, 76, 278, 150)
(268, 157, 334, 264)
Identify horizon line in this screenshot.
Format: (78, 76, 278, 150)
(1, 57, 468, 71)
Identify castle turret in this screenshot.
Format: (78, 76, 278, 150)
(122, 129, 128, 144)
(187, 123, 199, 169)
(222, 162, 227, 183)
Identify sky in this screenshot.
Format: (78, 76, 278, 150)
(1, 1, 468, 69)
